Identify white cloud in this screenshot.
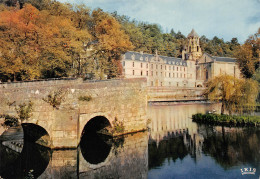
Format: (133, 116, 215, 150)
(58, 0, 260, 42)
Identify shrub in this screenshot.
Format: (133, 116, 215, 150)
(43, 89, 66, 109)
(192, 113, 260, 127)
(78, 95, 92, 102)
(0, 114, 19, 127)
(112, 117, 125, 134)
(16, 101, 33, 122)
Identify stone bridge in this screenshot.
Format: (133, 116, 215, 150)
(0, 78, 147, 149)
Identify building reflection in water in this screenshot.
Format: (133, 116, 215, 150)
(148, 103, 216, 166)
(147, 103, 260, 175)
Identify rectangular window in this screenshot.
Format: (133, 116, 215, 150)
(184, 74, 186, 78)
(123, 61, 125, 66)
(184, 67, 185, 72)
(141, 71, 143, 76)
(151, 71, 153, 76)
(173, 73, 175, 78)
(165, 66, 166, 70)
(161, 72, 162, 76)
(177, 67, 178, 71)
(133, 70, 135, 75)
(169, 66, 171, 70)
(156, 65, 158, 69)
(141, 63, 143, 68)
(161, 82, 163, 86)
(169, 73, 171, 77)
(177, 73, 178, 78)
(146, 71, 148, 76)
(151, 64, 153, 69)
(180, 73, 182, 78)
(133, 62, 134, 67)
(146, 64, 148, 68)
(161, 65, 162, 69)
(156, 72, 158, 76)
(173, 66, 175, 71)
(169, 82, 171, 86)
(151, 81, 153, 86)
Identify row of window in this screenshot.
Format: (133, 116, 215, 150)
(150, 64, 186, 72)
(123, 61, 187, 72)
(131, 70, 189, 78)
(150, 81, 182, 87)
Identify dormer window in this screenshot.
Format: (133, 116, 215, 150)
(131, 54, 135, 60)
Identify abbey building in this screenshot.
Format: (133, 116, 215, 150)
(121, 29, 240, 88)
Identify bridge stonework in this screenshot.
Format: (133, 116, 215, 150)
(0, 78, 147, 149)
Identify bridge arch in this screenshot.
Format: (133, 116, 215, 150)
(21, 123, 51, 148)
(79, 115, 113, 166)
(79, 113, 114, 141)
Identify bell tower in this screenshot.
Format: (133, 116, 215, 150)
(182, 29, 202, 61)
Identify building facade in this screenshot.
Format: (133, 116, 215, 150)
(122, 29, 240, 88)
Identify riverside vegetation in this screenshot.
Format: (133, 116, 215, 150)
(192, 113, 260, 127)
(192, 74, 259, 126)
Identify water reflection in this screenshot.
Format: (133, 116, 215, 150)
(148, 103, 260, 178)
(0, 103, 259, 178)
(37, 132, 148, 179)
(0, 141, 51, 179)
(200, 125, 260, 169)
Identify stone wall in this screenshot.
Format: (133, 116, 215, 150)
(0, 78, 147, 148)
(148, 86, 206, 101)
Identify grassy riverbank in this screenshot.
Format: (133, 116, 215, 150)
(192, 113, 260, 127)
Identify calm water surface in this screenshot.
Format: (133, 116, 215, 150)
(0, 103, 259, 179)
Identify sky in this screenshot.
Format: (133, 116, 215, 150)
(58, 0, 260, 43)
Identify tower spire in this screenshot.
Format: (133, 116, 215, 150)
(182, 29, 202, 61)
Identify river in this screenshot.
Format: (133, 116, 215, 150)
(0, 103, 259, 178)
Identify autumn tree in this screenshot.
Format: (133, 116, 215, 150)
(0, 3, 91, 81)
(235, 28, 259, 78)
(91, 9, 133, 78)
(235, 44, 255, 78)
(204, 75, 258, 115)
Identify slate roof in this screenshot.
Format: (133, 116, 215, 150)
(188, 29, 199, 38)
(124, 51, 187, 66)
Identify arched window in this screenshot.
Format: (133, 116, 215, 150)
(197, 46, 199, 52)
(189, 46, 191, 52)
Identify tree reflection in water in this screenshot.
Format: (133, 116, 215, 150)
(200, 125, 260, 169)
(148, 125, 260, 177)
